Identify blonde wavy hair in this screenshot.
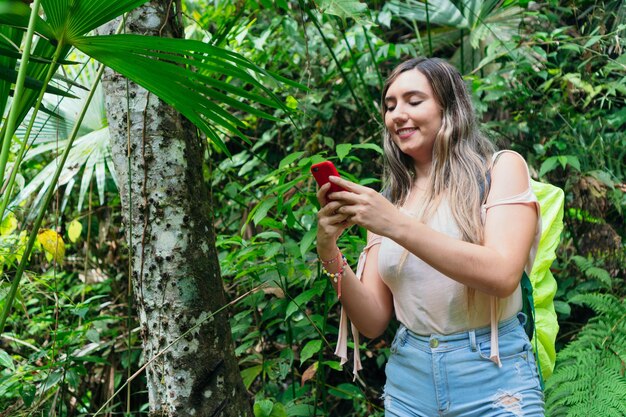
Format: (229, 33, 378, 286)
(381, 57, 495, 246)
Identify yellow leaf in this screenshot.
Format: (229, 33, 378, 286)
(37, 229, 65, 264)
(67, 220, 83, 243)
(0, 214, 17, 236)
(286, 95, 298, 110)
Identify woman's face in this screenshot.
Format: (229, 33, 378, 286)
(384, 69, 443, 163)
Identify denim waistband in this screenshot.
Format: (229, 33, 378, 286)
(393, 312, 526, 353)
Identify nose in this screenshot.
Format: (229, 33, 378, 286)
(391, 109, 408, 124)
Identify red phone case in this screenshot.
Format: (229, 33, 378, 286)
(311, 161, 344, 194)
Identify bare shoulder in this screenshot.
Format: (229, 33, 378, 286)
(366, 230, 383, 244)
(488, 151, 531, 202)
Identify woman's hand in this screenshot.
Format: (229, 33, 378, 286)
(316, 183, 351, 257)
(327, 176, 401, 237)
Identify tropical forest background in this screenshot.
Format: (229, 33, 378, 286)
(0, 0, 624, 416)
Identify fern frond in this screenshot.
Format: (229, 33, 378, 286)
(545, 293, 626, 416)
(585, 266, 612, 287)
(571, 255, 593, 271)
(569, 293, 622, 317)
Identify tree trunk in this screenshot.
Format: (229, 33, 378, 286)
(98, 2, 252, 416)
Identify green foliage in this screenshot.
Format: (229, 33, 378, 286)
(545, 294, 626, 417)
(1, 0, 624, 415)
(214, 142, 383, 414)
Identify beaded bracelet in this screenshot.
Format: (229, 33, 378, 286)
(320, 253, 341, 266)
(320, 253, 347, 299)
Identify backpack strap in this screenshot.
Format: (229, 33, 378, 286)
(335, 235, 381, 380)
(483, 151, 543, 379)
(521, 271, 545, 390)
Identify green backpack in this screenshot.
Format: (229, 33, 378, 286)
(521, 179, 564, 384)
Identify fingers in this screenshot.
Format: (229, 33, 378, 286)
(329, 176, 367, 193)
(319, 201, 349, 221)
(327, 177, 375, 205)
(316, 183, 331, 206)
(317, 202, 351, 232)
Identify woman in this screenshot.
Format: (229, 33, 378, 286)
(315, 57, 545, 416)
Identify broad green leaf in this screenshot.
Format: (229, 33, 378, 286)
(336, 143, 351, 161)
(328, 382, 364, 399)
(254, 231, 282, 241)
(19, 383, 36, 407)
(286, 288, 320, 319)
(270, 403, 287, 417)
(86, 327, 100, 343)
(300, 339, 322, 364)
(538, 156, 559, 177)
(67, 219, 82, 243)
(566, 155, 580, 171)
(378, 9, 392, 27)
(322, 360, 343, 370)
(72, 306, 89, 319)
(41, 369, 63, 391)
(299, 227, 317, 259)
(0, 349, 14, 371)
(583, 35, 602, 49)
(241, 365, 263, 389)
(317, 0, 369, 21)
(279, 152, 305, 169)
(252, 197, 277, 226)
(285, 404, 315, 417)
(352, 143, 383, 154)
(553, 300, 571, 317)
(254, 400, 274, 417)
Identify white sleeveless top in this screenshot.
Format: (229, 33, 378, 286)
(335, 150, 541, 377)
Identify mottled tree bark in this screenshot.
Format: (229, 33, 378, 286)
(98, 2, 252, 416)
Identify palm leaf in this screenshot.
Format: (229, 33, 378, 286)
(386, 0, 523, 72)
(12, 127, 111, 217)
(73, 34, 296, 154)
(3, 39, 71, 139)
(0, 25, 22, 119)
(0, 0, 55, 40)
(387, 0, 468, 28)
(0, 66, 77, 97)
(40, 0, 149, 42)
(13, 56, 113, 216)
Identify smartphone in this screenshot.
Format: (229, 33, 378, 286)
(311, 161, 345, 194)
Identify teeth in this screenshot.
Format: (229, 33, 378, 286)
(397, 128, 416, 134)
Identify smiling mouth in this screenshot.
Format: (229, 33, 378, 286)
(396, 127, 417, 139)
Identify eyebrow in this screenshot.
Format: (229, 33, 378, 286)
(384, 90, 428, 105)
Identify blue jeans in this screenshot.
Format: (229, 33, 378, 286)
(383, 313, 545, 416)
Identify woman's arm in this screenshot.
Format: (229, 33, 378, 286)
(328, 152, 538, 298)
(316, 185, 394, 339)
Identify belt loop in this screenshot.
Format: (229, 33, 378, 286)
(469, 329, 477, 352)
(400, 326, 408, 346)
(517, 311, 527, 326)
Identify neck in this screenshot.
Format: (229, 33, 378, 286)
(413, 157, 432, 179)
(413, 160, 432, 189)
